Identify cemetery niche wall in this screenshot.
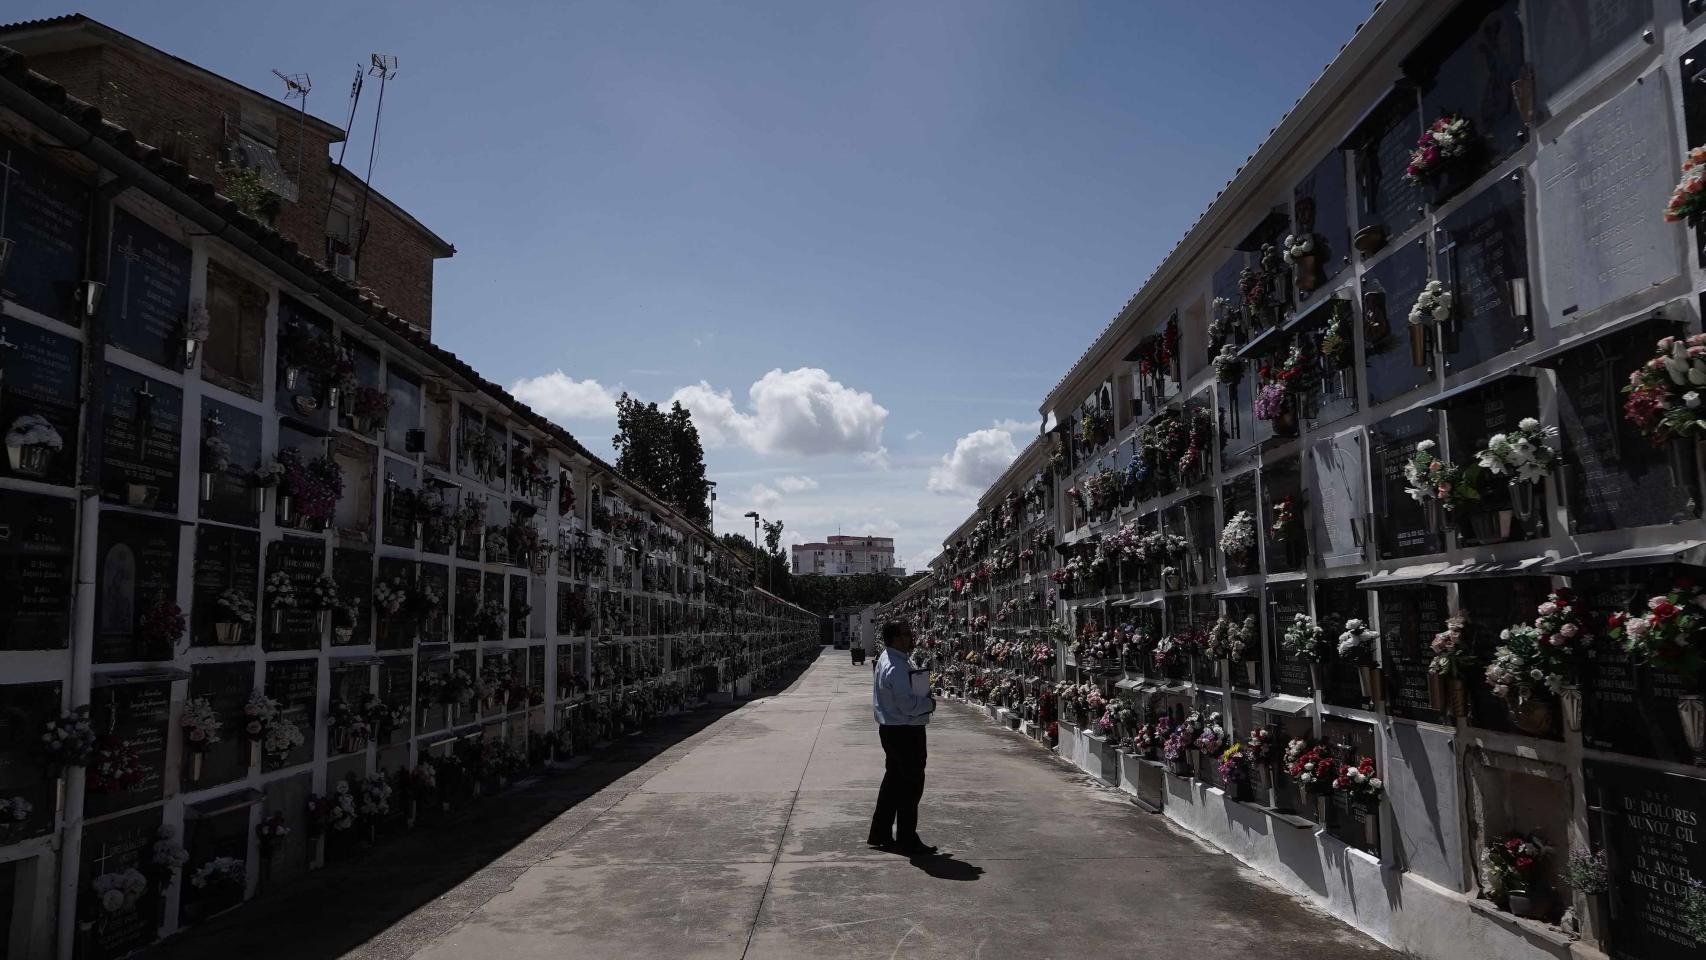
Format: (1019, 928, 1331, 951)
(0, 50, 823, 960)
(906, 4, 1706, 960)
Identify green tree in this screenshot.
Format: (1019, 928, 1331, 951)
(613, 393, 712, 526)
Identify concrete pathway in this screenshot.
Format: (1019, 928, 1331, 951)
(144, 649, 1400, 960)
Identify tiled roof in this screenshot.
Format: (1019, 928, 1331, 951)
(0, 41, 739, 564)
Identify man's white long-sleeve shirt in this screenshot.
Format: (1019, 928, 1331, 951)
(872, 647, 934, 726)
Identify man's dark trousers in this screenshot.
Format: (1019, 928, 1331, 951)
(870, 724, 927, 843)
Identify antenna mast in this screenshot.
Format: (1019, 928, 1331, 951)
(354, 53, 398, 262)
(270, 69, 312, 179)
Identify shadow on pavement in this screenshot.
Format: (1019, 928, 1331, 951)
(137, 654, 821, 960)
(909, 853, 983, 882)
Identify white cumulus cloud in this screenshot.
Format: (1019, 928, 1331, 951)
(927, 427, 1020, 496)
(775, 475, 819, 493)
(748, 484, 783, 509)
(671, 368, 888, 458)
(509, 371, 620, 422)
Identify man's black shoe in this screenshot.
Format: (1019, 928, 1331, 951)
(893, 840, 937, 857)
(866, 836, 894, 849)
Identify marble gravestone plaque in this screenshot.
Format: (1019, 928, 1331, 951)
(1444, 378, 1545, 546)
(1310, 429, 1367, 569)
(0, 489, 75, 649)
(99, 364, 183, 513)
(0, 320, 81, 485)
(1586, 761, 1706, 960)
(199, 398, 263, 527)
(1370, 410, 1441, 561)
(384, 366, 422, 457)
(102, 209, 191, 368)
(84, 679, 170, 818)
(419, 561, 449, 643)
(1376, 584, 1448, 724)
(1538, 77, 1681, 324)
(1266, 584, 1312, 698)
(179, 805, 251, 922)
(1437, 177, 1531, 371)
(94, 512, 181, 664)
(186, 662, 255, 789)
(264, 659, 316, 771)
(0, 681, 62, 842)
(1360, 241, 1433, 407)
(192, 525, 259, 647)
(265, 537, 324, 652)
(0, 135, 89, 322)
(1554, 324, 1697, 534)
(332, 547, 374, 646)
(1459, 577, 1552, 736)
(1293, 149, 1350, 302)
(1413, 0, 1526, 201)
(78, 808, 164, 960)
(1531, 0, 1648, 109)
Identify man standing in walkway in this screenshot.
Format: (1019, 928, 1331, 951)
(867, 620, 937, 856)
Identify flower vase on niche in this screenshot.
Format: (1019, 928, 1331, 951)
(1357, 665, 1381, 702)
(1409, 324, 1429, 368)
(1508, 695, 1553, 737)
(1677, 695, 1706, 766)
(1422, 499, 1445, 535)
(1510, 479, 1539, 526)
(1669, 438, 1698, 488)
(1244, 659, 1258, 687)
(1428, 671, 1446, 710)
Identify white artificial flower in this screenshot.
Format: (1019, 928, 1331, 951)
(1517, 418, 1540, 432)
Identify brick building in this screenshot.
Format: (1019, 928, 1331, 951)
(0, 14, 453, 332)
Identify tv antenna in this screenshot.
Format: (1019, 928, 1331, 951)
(354, 53, 399, 261)
(271, 69, 311, 176)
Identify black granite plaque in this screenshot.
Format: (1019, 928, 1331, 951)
(78, 808, 163, 960)
(103, 208, 191, 367)
(376, 556, 415, 649)
(1320, 717, 1380, 852)
(186, 662, 255, 789)
(0, 681, 61, 842)
(384, 366, 422, 457)
(1443, 379, 1544, 546)
(1376, 584, 1448, 724)
(1293, 150, 1350, 302)
(484, 572, 506, 641)
(178, 804, 249, 923)
(99, 365, 182, 512)
(1370, 409, 1442, 560)
(1437, 177, 1531, 371)
(383, 461, 418, 548)
(1266, 584, 1312, 697)
(264, 658, 316, 770)
(1353, 90, 1426, 243)
(265, 537, 324, 652)
(198, 399, 262, 526)
(485, 420, 508, 490)
(419, 562, 449, 644)
(1315, 578, 1369, 709)
(1555, 325, 1697, 534)
(274, 296, 332, 430)
(329, 663, 371, 756)
(1361, 242, 1433, 407)
(508, 575, 528, 639)
(332, 547, 374, 646)
(1532, 0, 1646, 106)
(455, 567, 483, 643)
(1220, 473, 1258, 578)
(84, 680, 170, 817)
(1577, 567, 1699, 762)
(0, 320, 81, 485)
(0, 489, 74, 649)
(191, 525, 259, 647)
(380, 654, 414, 743)
(94, 512, 181, 663)
(0, 136, 88, 322)
(1458, 577, 1551, 735)
(457, 406, 485, 484)
(1586, 761, 1706, 959)
(1410, 0, 1527, 202)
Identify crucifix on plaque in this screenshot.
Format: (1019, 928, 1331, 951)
(1589, 340, 1624, 463)
(115, 236, 141, 321)
(0, 148, 19, 238)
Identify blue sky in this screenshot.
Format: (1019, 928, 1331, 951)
(15, 0, 1375, 570)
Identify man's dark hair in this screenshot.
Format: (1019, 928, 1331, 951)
(882, 621, 910, 644)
